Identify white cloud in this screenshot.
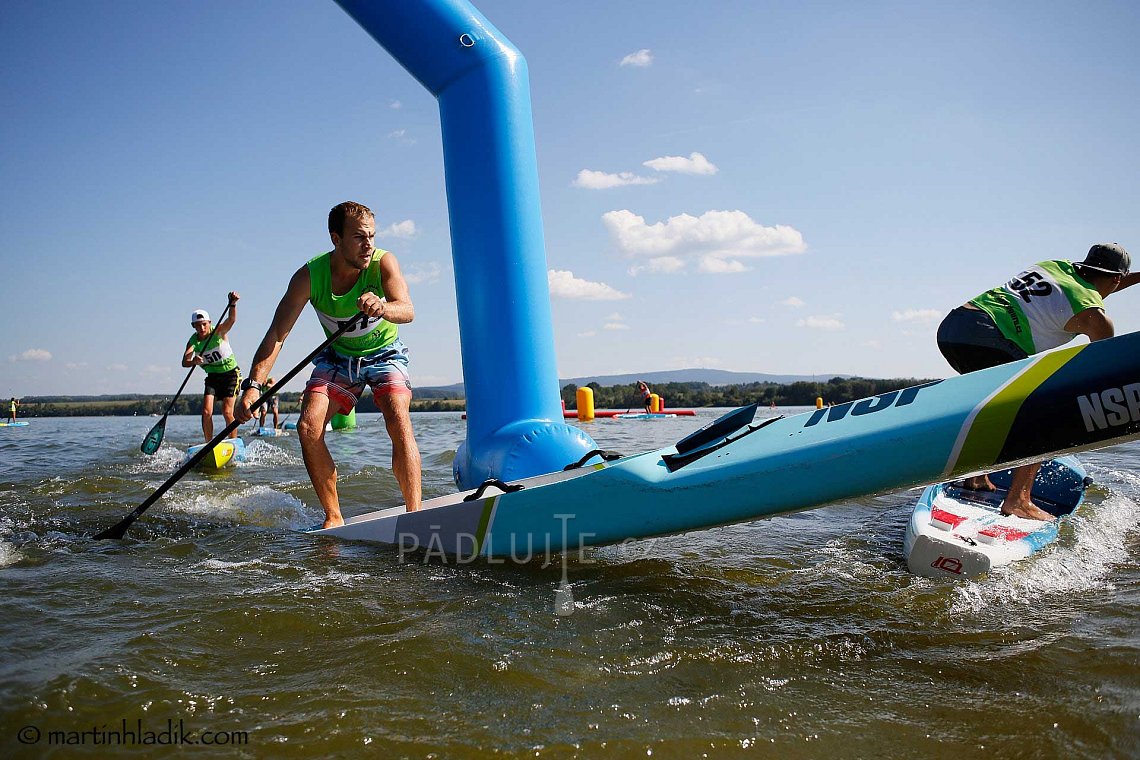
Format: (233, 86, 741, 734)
(404, 262, 442, 285)
(891, 308, 943, 324)
(603, 209, 805, 274)
(11, 349, 51, 362)
(65, 362, 88, 370)
(748, 316, 765, 324)
(603, 322, 631, 331)
(548, 270, 631, 300)
(780, 296, 806, 308)
(605, 313, 624, 321)
(106, 363, 128, 371)
(797, 315, 845, 331)
(698, 258, 747, 274)
(389, 100, 402, 109)
(380, 220, 417, 239)
(576, 330, 597, 338)
(628, 256, 684, 276)
(572, 169, 659, 190)
(643, 152, 718, 175)
(387, 129, 416, 145)
(620, 49, 653, 67)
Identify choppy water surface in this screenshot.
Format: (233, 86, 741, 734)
(1, 411, 1137, 758)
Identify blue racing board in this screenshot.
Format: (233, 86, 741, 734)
(311, 331, 1140, 558)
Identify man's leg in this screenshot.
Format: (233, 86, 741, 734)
(221, 396, 238, 438)
(297, 391, 342, 528)
(201, 393, 216, 442)
(1002, 462, 1054, 521)
(375, 392, 422, 512)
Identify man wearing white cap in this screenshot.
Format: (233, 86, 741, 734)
(937, 243, 1139, 519)
(183, 292, 242, 441)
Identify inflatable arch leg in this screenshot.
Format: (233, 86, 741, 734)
(333, 0, 598, 487)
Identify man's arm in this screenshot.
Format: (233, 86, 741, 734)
(235, 268, 311, 422)
(359, 252, 414, 323)
(181, 340, 202, 368)
(215, 291, 240, 339)
(1066, 307, 1115, 342)
(1115, 272, 1140, 293)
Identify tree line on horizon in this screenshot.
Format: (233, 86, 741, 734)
(559, 377, 938, 411)
(15, 376, 938, 417)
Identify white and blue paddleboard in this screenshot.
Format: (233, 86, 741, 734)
(613, 413, 677, 420)
(309, 331, 1140, 559)
(0, 421, 30, 427)
(252, 427, 289, 437)
(904, 457, 1090, 579)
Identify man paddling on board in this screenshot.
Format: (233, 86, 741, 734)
(183, 293, 242, 442)
(937, 243, 1139, 520)
(235, 201, 422, 528)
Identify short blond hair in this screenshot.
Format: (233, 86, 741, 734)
(328, 201, 374, 236)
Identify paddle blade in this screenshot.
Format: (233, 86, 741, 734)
(140, 417, 167, 455)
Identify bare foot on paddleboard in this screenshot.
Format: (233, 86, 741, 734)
(323, 516, 345, 529)
(1000, 499, 1055, 522)
(963, 475, 996, 491)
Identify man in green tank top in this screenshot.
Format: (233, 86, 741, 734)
(937, 243, 1138, 520)
(236, 201, 421, 528)
(183, 292, 242, 442)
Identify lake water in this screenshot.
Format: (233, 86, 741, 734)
(1, 411, 1138, 757)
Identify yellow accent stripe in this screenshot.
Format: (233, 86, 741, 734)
(950, 346, 1083, 476)
(473, 497, 496, 556)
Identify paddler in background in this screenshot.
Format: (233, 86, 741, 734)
(937, 243, 1139, 520)
(235, 201, 421, 528)
(636, 380, 653, 414)
(7, 397, 19, 423)
(183, 292, 242, 442)
(258, 376, 280, 430)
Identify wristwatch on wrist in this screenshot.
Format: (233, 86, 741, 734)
(240, 378, 266, 393)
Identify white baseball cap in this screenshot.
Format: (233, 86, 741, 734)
(191, 309, 210, 324)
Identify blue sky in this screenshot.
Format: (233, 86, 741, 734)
(2, 0, 1139, 397)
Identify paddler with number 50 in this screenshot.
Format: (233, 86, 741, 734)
(184, 292, 242, 442)
(235, 201, 421, 529)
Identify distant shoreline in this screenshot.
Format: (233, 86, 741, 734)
(13, 376, 935, 417)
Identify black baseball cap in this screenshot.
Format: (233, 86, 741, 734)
(1078, 243, 1130, 276)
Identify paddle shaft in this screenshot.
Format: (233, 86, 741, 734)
(97, 310, 365, 539)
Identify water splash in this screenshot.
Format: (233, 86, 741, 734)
(168, 485, 320, 530)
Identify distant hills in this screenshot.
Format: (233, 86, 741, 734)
(417, 368, 851, 398)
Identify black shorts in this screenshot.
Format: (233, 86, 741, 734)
(203, 368, 241, 398)
(937, 306, 1028, 374)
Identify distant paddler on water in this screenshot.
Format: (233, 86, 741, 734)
(184, 292, 242, 442)
(8, 397, 19, 424)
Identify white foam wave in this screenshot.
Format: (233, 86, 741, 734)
(170, 485, 321, 530)
(949, 489, 1139, 615)
(236, 440, 301, 468)
(0, 540, 21, 568)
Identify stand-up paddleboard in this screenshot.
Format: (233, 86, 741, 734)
(252, 427, 289, 437)
(282, 422, 298, 431)
(309, 331, 1140, 559)
(613, 413, 677, 420)
(904, 457, 1089, 579)
(0, 422, 30, 427)
(182, 438, 246, 471)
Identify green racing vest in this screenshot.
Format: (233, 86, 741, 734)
(970, 259, 1104, 354)
(307, 249, 399, 357)
(186, 332, 239, 374)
